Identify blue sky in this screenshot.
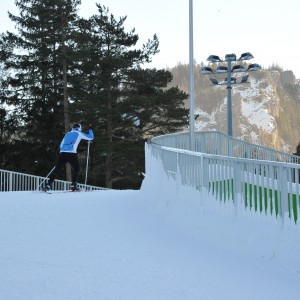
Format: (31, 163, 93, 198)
(1, 0, 300, 78)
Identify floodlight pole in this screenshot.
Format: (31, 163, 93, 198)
(189, 0, 195, 151)
(200, 52, 260, 138)
(226, 59, 233, 136)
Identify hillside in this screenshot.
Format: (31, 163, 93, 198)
(168, 64, 300, 153)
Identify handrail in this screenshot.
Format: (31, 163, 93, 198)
(151, 131, 300, 163)
(147, 131, 300, 225)
(0, 168, 107, 192)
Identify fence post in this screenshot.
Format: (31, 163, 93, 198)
(35, 177, 39, 191)
(9, 172, 13, 191)
(280, 167, 288, 225)
(176, 152, 180, 193)
(228, 138, 233, 157)
(202, 157, 210, 191)
(233, 161, 243, 213)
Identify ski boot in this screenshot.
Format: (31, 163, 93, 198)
(70, 182, 80, 192)
(42, 183, 52, 192)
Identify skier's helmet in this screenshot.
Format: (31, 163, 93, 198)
(73, 123, 82, 132)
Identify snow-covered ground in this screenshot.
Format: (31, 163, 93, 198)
(0, 181, 300, 299)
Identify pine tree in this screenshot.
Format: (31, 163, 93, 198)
(71, 5, 188, 188)
(110, 68, 188, 188)
(0, 0, 80, 176)
(0, 1, 188, 188)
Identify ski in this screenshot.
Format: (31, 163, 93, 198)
(35, 190, 52, 194)
(37, 189, 81, 194)
(35, 188, 104, 194)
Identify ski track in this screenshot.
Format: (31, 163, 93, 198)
(0, 190, 299, 300)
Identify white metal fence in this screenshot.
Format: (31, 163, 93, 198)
(0, 169, 106, 192)
(152, 131, 300, 163)
(148, 131, 300, 224)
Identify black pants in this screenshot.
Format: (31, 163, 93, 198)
(48, 152, 80, 184)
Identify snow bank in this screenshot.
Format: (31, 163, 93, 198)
(0, 153, 300, 299)
(141, 149, 300, 278)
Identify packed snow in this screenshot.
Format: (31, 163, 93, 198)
(0, 174, 300, 300)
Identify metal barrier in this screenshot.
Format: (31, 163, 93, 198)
(0, 169, 106, 192)
(152, 131, 300, 163)
(148, 131, 300, 225)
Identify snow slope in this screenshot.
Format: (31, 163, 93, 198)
(0, 187, 300, 300)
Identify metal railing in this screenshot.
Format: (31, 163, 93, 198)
(0, 169, 106, 192)
(148, 131, 300, 225)
(152, 131, 300, 163)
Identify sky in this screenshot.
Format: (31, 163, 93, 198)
(1, 0, 300, 78)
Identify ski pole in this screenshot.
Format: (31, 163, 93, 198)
(38, 166, 55, 190)
(84, 140, 91, 191)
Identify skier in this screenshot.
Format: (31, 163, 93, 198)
(42, 123, 94, 192)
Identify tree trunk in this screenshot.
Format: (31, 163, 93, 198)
(105, 87, 113, 188)
(61, 10, 71, 181)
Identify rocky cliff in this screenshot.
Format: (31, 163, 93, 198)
(168, 64, 300, 154)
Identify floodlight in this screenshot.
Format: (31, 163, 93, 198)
(239, 52, 254, 60)
(231, 65, 245, 72)
(225, 54, 236, 61)
(247, 63, 261, 71)
(225, 77, 237, 84)
(215, 66, 228, 74)
(200, 67, 213, 75)
(201, 51, 261, 137)
(240, 74, 249, 83)
(207, 55, 222, 62)
(209, 78, 219, 85)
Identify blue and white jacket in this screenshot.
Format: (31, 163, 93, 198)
(60, 128, 94, 153)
